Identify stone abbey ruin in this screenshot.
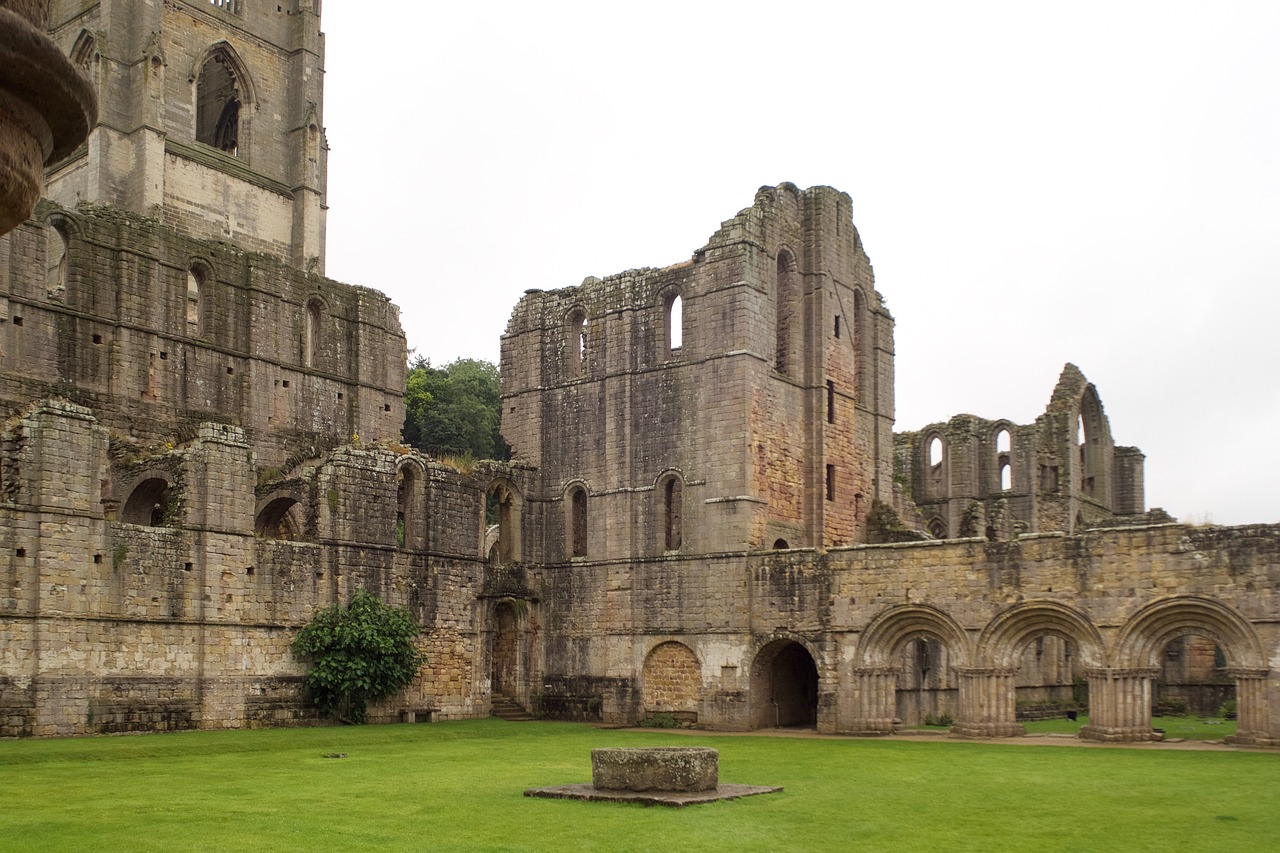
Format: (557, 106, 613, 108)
(2, 1, 1278, 744)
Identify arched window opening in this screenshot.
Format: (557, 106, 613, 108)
(304, 299, 323, 368)
(927, 517, 947, 540)
(487, 481, 522, 564)
(929, 436, 944, 468)
(665, 293, 683, 356)
(662, 476, 683, 552)
(565, 308, 587, 378)
(996, 429, 1011, 453)
(853, 288, 871, 406)
(1000, 461, 1012, 491)
(255, 497, 302, 540)
(773, 538, 789, 550)
(775, 250, 800, 377)
(396, 463, 425, 550)
(45, 222, 69, 299)
(1076, 414, 1085, 448)
(195, 50, 242, 155)
(121, 478, 174, 527)
(568, 486, 588, 558)
(186, 266, 204, 334)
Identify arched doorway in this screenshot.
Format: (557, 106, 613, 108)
(491, 601, 519, 697)
(751, 640, 818, 728)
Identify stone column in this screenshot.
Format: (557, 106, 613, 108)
(1224, 668, 1274, 747)
(1079, 667, 1161, 742)
(848, 666, 899, 735)
(951, 666, 1025, 738)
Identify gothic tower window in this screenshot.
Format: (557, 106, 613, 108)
(196, 49, 243, 155)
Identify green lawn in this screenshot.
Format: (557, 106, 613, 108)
(1018, 715, 1238, 739)
(1, 719, 1276, 852)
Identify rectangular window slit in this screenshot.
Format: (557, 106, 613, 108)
(827, 380, 836, 424)
(93, 553, 103, 564)
(826, 464, 836, 502)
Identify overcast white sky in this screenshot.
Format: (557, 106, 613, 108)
(320, 1, 1279, 527)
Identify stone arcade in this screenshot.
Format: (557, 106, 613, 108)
(1, 2, 1277, 744)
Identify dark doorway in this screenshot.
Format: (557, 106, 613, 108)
(752, 640, 818, 728)
(491, 601, 518, 696)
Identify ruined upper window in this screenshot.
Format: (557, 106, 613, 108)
(256, 496, 302, 540)
(567, 485, 588, 558)
(775, 250, 800, 377)
(304, 298, 324, 368)
(996, 429, 1011, 453)
(1000, 462, 1012, 491)
(396, 463, 425, 550)
(853, 288, 871, 407)
(565, 308, 587, 378)
(196, 49, 243, 155)
(209, 0, 241, 15)
(121, 477, 174, 527)
(45, 221, 69, 300)
(664, 292, 683, 358)
(487, 480, 522, 564)
(929, 435, 944, 468)
(186, 265, 206, 335)
(661, 475, 683, 552)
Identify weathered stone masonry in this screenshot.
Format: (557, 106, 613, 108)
(2, 4, 1278, 745)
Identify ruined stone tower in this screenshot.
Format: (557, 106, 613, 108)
(503, 184, 896, 556)
(44, 0, 326, 271)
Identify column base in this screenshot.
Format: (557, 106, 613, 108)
(950, 722, 1026, 738)
(1079, 725, 1162, 743)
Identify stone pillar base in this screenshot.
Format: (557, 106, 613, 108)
(950, 721, 1026, 738)
(1079, 725, 1161, 743)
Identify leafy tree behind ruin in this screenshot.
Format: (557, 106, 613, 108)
(403, 357, 510, 461)
(291, 590, 425, 724)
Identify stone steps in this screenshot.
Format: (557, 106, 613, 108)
(491, 693, 534, 722)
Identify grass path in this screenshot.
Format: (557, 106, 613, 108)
(1, 719, 1276, 852)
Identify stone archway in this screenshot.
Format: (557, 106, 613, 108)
(491, 601, 519, 697)
(751, 639, 818, 729)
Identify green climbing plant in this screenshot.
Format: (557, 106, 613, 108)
(291, 590, 425, 724)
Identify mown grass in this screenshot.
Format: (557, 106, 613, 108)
(1, 719, 1276, 852)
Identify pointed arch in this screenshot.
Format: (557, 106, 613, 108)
(192, 42, 256, 156)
